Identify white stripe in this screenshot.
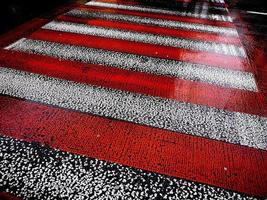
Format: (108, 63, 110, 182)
(43, 21, 246, 57)
(0, 136, 257, 200)
(0, 67, 266, 149)
(210, 0, 225, 3)
(5, 38, 257, 91)
(86, 1, 232, 22)
(246, 11, 267, 16)
(184, 3, 227, 12)
(66, 9, 238, 36)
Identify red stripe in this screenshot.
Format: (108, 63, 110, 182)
(77, 4, 234, 28)
(0, 49, 266, 116)
(0, 192, 21, 200)
(57, 15, 241, 45)
(0, 95, 266, 198)
(29, 29, 250, 71)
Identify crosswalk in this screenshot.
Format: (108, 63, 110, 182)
(0, 0, 266, 199)
(85, 1, 233, 21)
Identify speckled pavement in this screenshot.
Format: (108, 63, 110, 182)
(0, 136, 258, 200)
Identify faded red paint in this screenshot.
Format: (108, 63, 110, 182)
(57, 15, 242, 45)
(0, 49, 266, 116)
(0, 96, 266, 198)
(79, 4, 234, 27)
(29, 29, 251, 71)
(0, 0, 266, 199)
(0, 192, 21, 200)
